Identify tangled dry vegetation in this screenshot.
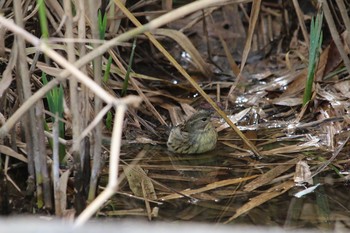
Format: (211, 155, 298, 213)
(0, 0, 350, 229)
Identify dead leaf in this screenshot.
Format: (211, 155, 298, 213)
(160, 175, 258, 201)
(272, 96, 302, 106)
(123, 165, 157, 200)
(225, 180, 295, 223)
(154, 28, 213, 78)
(58, 169, 70, 214)
(239, 0, 262, 71)
(0, 145, 28, 163)
(0, 45, 17, 97)
(294, 160, 313, 186)
(244, 155, 304, 191)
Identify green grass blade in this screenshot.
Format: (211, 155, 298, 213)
(103, 55, 113, 83)
(36, 0, 49, 39)
(98, 9, 108, 39)
(106, 111, 113, 131)
(41, 72, 55, 112)
(42, 72, 65, 162)
(303, 12, 323, 105)
(121, 38, 137, 96)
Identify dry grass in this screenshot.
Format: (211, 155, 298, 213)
(0, 0, 349, 230)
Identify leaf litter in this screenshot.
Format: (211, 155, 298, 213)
(0, 0, 350, 230)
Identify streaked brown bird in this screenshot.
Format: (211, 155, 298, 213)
(167, 110, 218, 154)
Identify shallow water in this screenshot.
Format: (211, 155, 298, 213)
(100, 138, 350, 230)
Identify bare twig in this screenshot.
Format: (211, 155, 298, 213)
(0, 16, 140, 136)
(74, 104, 127, 227)
(311, 136, 350, 178)
(321, 0, 350, 75)
(292, 0, 310, 47)
(88, 0, 104, 202)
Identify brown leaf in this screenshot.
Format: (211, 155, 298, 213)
(294, 160, 313, 185)
(0, 145, 27, 163)
(0, 45, 17, 98)
(154, 28, 213, 78)
(239, 0, 262, 71)
(243, 155, 304, 192)
(57, 170, 70, 216)
(123, 165, 157, 200)
(160, 175, 258, 201)
(225, 180, 295, 223)
(282, 45, 330, 98)
(323, 44, 342, 78)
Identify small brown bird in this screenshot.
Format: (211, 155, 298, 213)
(167, 110, 218, 154)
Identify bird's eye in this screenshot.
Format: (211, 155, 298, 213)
(201, 117, 207, 121)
